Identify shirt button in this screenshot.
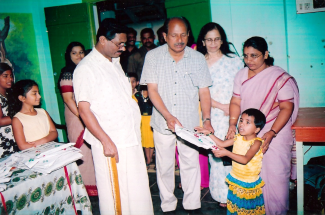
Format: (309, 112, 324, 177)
(175, 71, 177, 73)
(174, 104, 176, 106)
(175, 82, 177, 84)
(174, 93, 176, 95)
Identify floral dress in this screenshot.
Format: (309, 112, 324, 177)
(208, 54, 244, 203)
(0, 94, 18, 158)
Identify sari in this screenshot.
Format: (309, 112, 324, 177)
(233, 66, 299, 215)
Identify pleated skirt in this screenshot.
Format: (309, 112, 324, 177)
(226, 174, 265, 215)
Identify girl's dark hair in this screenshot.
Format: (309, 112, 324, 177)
(243, 36, 274, 66)
(197, 22, 234, 57)
(64, 41, 85, 68)
(0, 63, 12, 74)
(126, 72, 138, 82)
(242, 108, 266, 132)
(8, 79, 38, 118)
(0, 63, 14, 104)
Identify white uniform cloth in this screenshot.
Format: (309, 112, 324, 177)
(73, 48, 153, 215)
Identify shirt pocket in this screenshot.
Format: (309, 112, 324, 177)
(182, 73, 199, 100)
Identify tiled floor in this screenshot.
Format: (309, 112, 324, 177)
(89, 170, 299, 215)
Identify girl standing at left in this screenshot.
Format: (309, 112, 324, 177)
(0, 63, 18, 158)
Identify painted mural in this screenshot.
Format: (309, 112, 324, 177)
(0, 13, 42, 87)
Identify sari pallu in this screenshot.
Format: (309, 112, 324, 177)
(233, 66, 299, 215)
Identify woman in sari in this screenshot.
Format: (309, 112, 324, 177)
(227, 36, 299, 214)
(59, 42, 97, 196)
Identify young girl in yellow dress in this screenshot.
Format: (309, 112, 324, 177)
(9, 80, 58, 150)
(195, 108, 266, 215)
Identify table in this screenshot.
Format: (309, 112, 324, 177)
(292, 107, 325, 215)
(0, 162, 92, 215)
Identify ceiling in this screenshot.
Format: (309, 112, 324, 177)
(96, 0, 166, 24)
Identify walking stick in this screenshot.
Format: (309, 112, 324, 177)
(107, 157, 122, 215)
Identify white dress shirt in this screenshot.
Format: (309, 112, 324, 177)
(73, 48, 141, 148)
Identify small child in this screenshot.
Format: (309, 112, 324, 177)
(127, 72, 139, 99)
(134, 85, 154, 169)
(9, 79, 58, 150)
(195, 108, 266, 215)
(0, 63, 19, 158)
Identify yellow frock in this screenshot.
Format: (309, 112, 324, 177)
(226, 134, 265, 215)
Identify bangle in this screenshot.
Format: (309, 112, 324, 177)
(270, 129, 277, 137)
(202, 118, 210, 123)
(206, 132, 213, 136)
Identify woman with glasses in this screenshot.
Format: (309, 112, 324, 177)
(58, 42, 97, 196)
(226, 36, 299, 214)
(197, 22, 244, 208)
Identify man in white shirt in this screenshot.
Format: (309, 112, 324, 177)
(73, 19, 153, 215)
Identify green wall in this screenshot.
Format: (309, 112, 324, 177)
(0, 0, 82, 141)
(165, 0, 212, 41)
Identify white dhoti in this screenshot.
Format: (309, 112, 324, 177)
(92, 142, 154, 215)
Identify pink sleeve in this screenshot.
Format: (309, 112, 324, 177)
(277, 79, 294, 103)
(232, 71, 242, 98)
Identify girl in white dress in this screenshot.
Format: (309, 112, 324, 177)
(197, 22, 244, 207)
(9, 79, 58, 150)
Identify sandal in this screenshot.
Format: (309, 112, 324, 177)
(146, 163, 150, 170)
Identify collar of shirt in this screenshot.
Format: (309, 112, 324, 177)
(161, 44, 191, 61)
(92, 47, 121, 66)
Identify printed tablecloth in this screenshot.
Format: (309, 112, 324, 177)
(0, 162, 92, 215)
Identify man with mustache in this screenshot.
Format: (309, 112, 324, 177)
(140, 17, 213, 215)
(73, 18, 153, 214)
(128, 28, 157, 79)
(120, 27, 138, 73)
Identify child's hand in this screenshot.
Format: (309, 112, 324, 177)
(194, 126, 212, 135)
(212, 147, 228, 157)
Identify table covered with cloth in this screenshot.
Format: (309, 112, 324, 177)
(0, 162, 92, 215)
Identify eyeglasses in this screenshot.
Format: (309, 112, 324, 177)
(204, 37, 222, 44)
(108, 39, 126, 49)
(242, 53, 263, 59)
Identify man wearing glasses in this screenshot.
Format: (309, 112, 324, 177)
(128, 28, 157, 79)
(73, 18, 154, 215)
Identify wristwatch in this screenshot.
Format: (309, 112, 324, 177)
(270, 129, 277, 137)
(202, 118, 211, 123)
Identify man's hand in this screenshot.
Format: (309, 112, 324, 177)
(203, 120, 214, 133)
(261, 131, 275, 154)
(165, 115, 182, 132)
(102, 138, 119, 163)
